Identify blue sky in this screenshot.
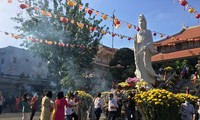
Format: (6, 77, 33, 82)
(0, 0, 200, 49)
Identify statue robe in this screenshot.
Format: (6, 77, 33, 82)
(134, 29, 158, 88)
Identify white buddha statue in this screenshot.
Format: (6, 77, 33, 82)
(133, 14, 158, 88)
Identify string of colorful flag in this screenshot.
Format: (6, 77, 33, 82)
(2, 0, 172, 40)
(178, 0, 200, 19)
(2, 29, 200, 48)
(64, 0, 171, 39)
(19, 2, 135, 40)
(4, 0, 200, 42)
(0, 30, 97, 49)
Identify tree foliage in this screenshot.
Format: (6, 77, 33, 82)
(109, 48, 135, 82)
(12, 0, 108, 90)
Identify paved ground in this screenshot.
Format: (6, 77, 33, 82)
(0, 112, 109, 120)
(0, 112, 121, 120)
(0, 112, 40, 120)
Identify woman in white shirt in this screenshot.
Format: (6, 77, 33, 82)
(65, 93, 78, 120)
(108, 93, 118, 120)
(94, 92, 104, 120)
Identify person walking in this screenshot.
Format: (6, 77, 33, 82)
(20, 93, 31, 120)
(65, 93, 78, 120)
(108, 93, 118, 120)
(0, 91, 4, 115)
(30, 94, 38, 120)
(94, 92, 104, 120)
(15, 96, 20, 112)
(126, 93, 136, 120)
(54, 91, 71, 120)
(180, 98, 195, 120)
(40, 91, 53, 120)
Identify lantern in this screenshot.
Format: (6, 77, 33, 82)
(60, 17, 64, 21)
(188, 7, 195, 13)
(67, 1, 75, 7)
(153, 33, 157, 36)
(136, 27, 140, 31)
(101, 30, 106, 35)
(102, 14, 108, 20)
(127, 24, 132, 29)
(112, 33, 115, 37)
(166, 36, 170, 39)
(62, 18, 68, 23)
(128, 37, 131, 41)
(90, 27, 95, 32)
(71, 20, 74, 24)
(47, 41, 53, 45)
(77, 22, 84, 28)
(20, 4, 26, 9)
(179, 0, 188, 6)
(196, 14, 200, 19)
(88, 9, 93, 15)
(116, 20, 120, 25)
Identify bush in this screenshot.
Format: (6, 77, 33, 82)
(135, 89, 198, 120)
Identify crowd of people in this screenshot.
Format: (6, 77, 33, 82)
(2, 89, 200, 120)
(0, 89, 137, 120)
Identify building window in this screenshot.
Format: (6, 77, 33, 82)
(175, 43, 182, 51)
(1, 58, 4, 64)
(182, 42, 188, 49)
(13, 57, 17, 63)
(188, 41, 194, 48)
(26, 59, 29, 62)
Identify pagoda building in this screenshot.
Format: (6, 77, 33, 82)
(152, 25, 200, 65)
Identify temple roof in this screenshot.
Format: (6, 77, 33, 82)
(152, 47, 200, 62)
(155, 25, 200, 46)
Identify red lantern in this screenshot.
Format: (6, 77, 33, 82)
(128, 37, 131, 40)
(136, 27, 140, 31)
(166, 36, 170, 39)
(90, 27, 95, 32)
(88, 10, 93, 15)
(20, 4, 27, 9)
(196, 14, 200, 19)
(179, 0, 188, 6)
(153, 33, 157, 36)
(116, 20, 120, 25)
(112, 33, 115, 37)
(62, 18, 68, 23)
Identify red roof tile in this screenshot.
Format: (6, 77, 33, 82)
(152, 48, 200, 62)
(155, 26, 200, 45)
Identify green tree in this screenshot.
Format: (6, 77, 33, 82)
(12, 0, 107, 90)
(109, 48, 135, 82)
